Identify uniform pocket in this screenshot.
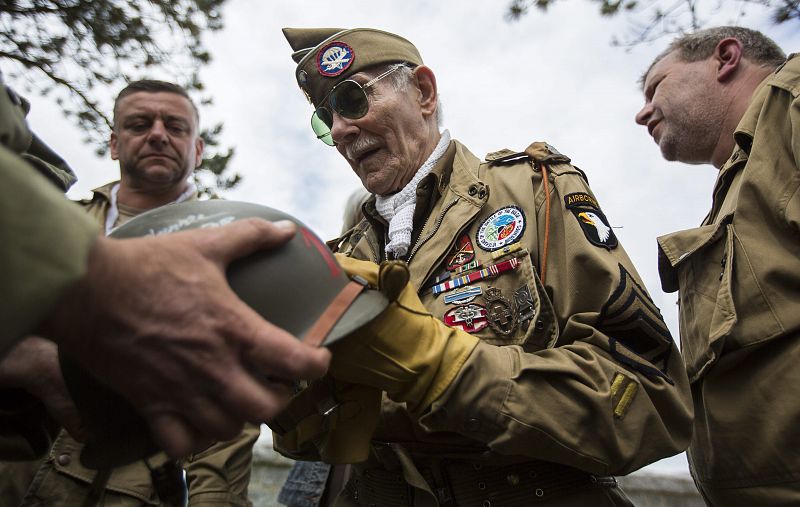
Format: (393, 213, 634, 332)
(659, 219, 734, 382)
(422, 249, 556, 348)
(659, 218, 782, 383)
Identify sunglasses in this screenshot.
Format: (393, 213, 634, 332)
(310, 66, 401, 146)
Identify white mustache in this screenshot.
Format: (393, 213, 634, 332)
(345, 136, 381, 161)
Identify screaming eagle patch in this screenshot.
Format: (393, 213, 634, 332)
(476, 206, 526, 252)
(564, 193, 618, 250)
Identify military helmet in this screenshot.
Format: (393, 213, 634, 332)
(59, 200, 388, 469)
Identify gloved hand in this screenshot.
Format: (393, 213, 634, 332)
(272, 376, 381, 464)
(330, 254, 480, 414)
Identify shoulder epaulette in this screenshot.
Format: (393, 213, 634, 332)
(523, 142, 571, 165)
(485, 148, 528, 165)
(486, 142, 573, 167)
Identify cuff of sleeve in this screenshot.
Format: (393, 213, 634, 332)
(417, 342, 514, 441)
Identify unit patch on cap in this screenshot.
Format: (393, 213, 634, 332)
(476, 206, 525, 252)
(563, 193, 618, 250)
(317, 41, 354, 77)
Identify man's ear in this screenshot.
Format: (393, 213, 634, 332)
(413, 66, 438, 118)
(714, 38, 744, 82)
(194, 136, 205, 169)
(109, 132, 119, 161)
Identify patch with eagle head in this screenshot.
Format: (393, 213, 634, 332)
(564, 192, 618, 249)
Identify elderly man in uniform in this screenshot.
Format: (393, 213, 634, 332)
(0, 72, 330, 502)
(274, 27, 693, 506)
(635, 27, 799, 505)
(7, 80, 260, 506)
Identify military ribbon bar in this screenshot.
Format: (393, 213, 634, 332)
(432, 258, 520, 295)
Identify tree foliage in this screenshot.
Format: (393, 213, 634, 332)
(0, 0, 240, 194)
(506, 0, 799, 47)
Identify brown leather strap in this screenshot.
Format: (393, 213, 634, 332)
(303, 280, 366, 347)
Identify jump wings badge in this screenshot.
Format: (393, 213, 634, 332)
(484, 286, 517, 336)
(446, 234, 475, 271)
(444, 304, 489, 333)
(476, 206, 525, 252)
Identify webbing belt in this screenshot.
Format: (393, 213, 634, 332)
(347, 454, 616, 506)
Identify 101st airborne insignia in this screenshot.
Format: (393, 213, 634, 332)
(484, 286, 517, 336)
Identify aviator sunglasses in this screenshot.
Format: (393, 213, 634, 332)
(310, 66, 402, 146)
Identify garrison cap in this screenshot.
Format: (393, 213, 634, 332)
(282, 27, 424, 107)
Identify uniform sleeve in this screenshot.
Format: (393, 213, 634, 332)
(184, 423, 260, 506)
(419, 162, 693, 476)
(0, 145, 99, 357)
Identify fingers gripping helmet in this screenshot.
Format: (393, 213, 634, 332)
(59, 200, 388, 469)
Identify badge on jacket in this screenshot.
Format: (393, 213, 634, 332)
(563, 193, 618, 249)
(444, 304, 489, 333)
(446, 234, 475, 271)
(476, 206, 526, 252)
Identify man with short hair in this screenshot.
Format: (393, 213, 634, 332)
(635, 26, 799, 505)
(275, 27, 693, 506)
(9, 80, 261, 506)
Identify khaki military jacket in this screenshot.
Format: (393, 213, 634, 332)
(330, 139, 692, 506)
(657, 54, 800, 506)
(15, 181, 260, 506)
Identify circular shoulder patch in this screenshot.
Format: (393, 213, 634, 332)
(317, 41, 354, 77)
(476, 206, 526, 252)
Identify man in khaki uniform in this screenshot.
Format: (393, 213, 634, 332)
(275, 27, 693, 506)
(16, 80, 259, 506)
(635, 27, 799, 505)
(0, 73, 330, 502)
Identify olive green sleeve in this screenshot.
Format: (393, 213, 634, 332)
(0, 145, 99, 356)
(184, 423, 260, 506)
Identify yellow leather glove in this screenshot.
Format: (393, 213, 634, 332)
(272, 376, 381, 464)
(331, 254, 480, 414)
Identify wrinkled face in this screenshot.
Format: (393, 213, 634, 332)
(111, 91, 203, 187)
(328, 69, 434, 195)
(635, 51, 725, 165)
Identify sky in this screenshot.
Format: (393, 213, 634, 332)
(14, 0, 800, 477)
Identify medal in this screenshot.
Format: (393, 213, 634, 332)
(485, 286, 517, 336)
(444, 304, 489, 333)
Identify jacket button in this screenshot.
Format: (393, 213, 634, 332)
(468, 185, 478, 196)
(535, 320, 544, 330)
(57, 454, 71, 466)
(465, 418, 481, 431)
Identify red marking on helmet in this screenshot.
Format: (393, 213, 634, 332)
(301, 227, 341, 278)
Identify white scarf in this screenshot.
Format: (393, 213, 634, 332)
(104, 180, 197, 236)
(375, 130, 451, 258)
